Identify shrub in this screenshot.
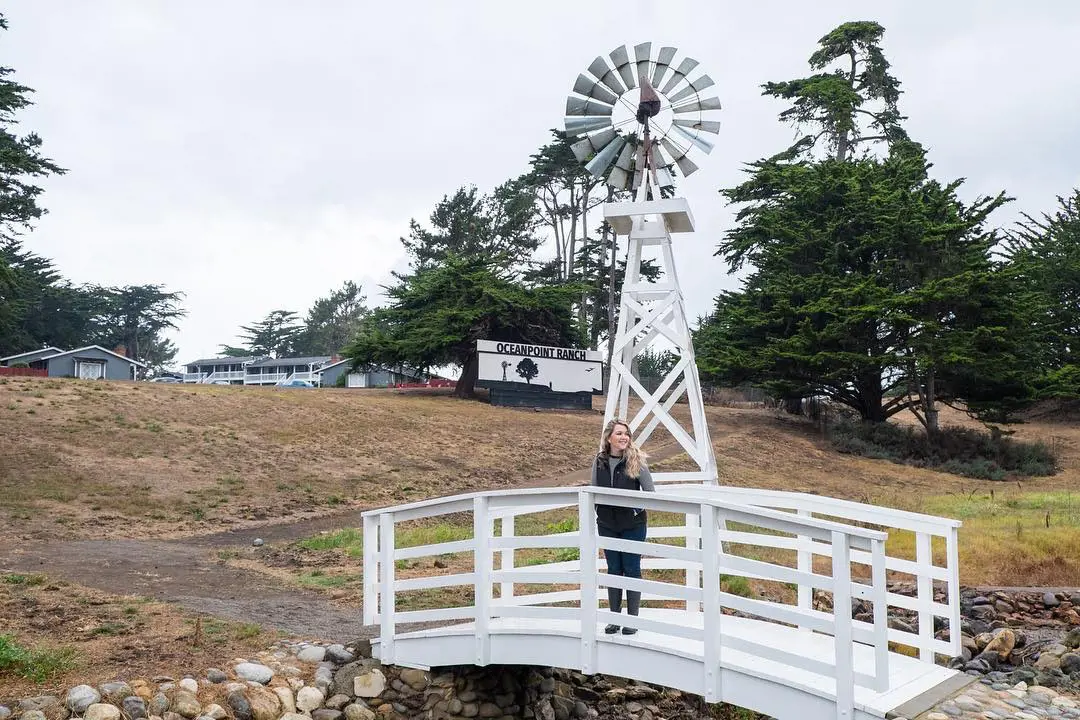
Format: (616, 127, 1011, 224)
(828, 419, 1057, 480)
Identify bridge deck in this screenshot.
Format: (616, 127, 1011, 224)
(373, 609, 957, 720)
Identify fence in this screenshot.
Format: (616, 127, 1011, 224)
(0, 367, 48, 377)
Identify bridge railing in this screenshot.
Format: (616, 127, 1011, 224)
(661, 485, 963, 663)
(362, 485, 895, 712)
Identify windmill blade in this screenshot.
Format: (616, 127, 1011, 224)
(570, 128, 615, 162)
(656, 165, 675, 188)
(670, 122, 715, 154)
(634, 42, 652, 85)
(613, 140, 636, 171)
(650, 46, 678, 89)
(660, 57, 700, 96)
(585, 136, 626, 178)
(672, 96, 722, 113)
(675, 154, 699, 177)
(667, 74, 716, 104)
(660, 136, 691, 162)
(674, 118, 721, 134)
(588, 56, 626, 96)
(609, 45, 636, 90)
(564, 116, 612, 137)
(566, 97, 614, 117)
(572, 74, 619, 105)
(608, 166, 631, 190)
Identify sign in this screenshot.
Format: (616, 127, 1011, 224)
(476, 340, 603, 394)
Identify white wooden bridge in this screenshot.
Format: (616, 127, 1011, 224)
(361, 484, 966, 720)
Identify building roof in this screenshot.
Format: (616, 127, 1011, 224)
(40, 345, 148, 368)
(247, 355, 332, 368)
(0, 346, 64, 363)
(186, 355, 264, 367)
(317, 358, 428, 378)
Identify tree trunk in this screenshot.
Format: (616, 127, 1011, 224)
(454, 352, 479, 398)
(923, 368, 939, 434)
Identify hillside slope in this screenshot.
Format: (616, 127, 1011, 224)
(1, 376, 1076, 544)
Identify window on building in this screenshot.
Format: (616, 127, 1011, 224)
(76, 360, 106, 380)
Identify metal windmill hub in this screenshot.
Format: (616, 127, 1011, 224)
(564, 42, 722, 193)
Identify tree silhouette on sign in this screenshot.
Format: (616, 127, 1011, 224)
(516, 358, 539, 384)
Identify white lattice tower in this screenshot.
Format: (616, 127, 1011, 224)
(602, 169, 717, 484)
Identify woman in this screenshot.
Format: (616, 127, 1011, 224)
(591, 419, 654, 635)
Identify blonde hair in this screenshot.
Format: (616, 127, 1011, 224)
(600, 419, 647, 479)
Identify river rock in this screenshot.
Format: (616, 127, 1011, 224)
(312, 711, 343, 720)
(99, 683, 132, 703)
(171, 690, 201, 719)
(296, 686, 325, 713)
(343, 705, 375, 720)
(234, 663, 274, 685)
(19, 712, 45, 720)
(247, 688, 281, 720)
(202, 705, 227, 720)
(0, 706, 10, 720)
(273, 688, 295, 714)
(149, 693, 170, 716)
(984, 629, 1016, 659)
(297, 646, 326, 664)
(66, 685, 102, 713)
(18, 698, 59, 714)
(206, 669, 227, 684)
(178, 679, 199, 694)
(123, 696, 148, 720)
(227, 692, 252, 720)
(326, 645, 355, 665)
(85, 704, 122, 720)
(353, 668, 386, 698)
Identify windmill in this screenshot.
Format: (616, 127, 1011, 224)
(564, 43, 720, 484)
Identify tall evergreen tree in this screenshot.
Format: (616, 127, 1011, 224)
(698, 21, 1025, 427)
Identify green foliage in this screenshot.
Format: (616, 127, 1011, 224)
(698, 22, 1029, 427)
(293, 280, 369, 356)
(0, 634, 80, 683)
(0, 11, 66, 342)
(828, 420, 1057, 479)
(346, 253, 581, 397)
(1003, 190, 1080, 398)
(637, 347, 679, 379)
(762, 21, 907, 162)
(2, 573, 46, 585)
(222, 310, 302, 358)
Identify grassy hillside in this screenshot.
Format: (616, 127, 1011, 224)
(1, 375, 1078, 585)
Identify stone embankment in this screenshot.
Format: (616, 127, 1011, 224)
(1, 640, 719, 720)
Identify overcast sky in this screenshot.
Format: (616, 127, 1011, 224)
(6, 1, 1080, 366)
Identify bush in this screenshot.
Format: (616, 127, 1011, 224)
(828, 420, 1057, 480)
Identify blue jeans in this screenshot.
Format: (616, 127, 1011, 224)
(598, 522, 647, 578)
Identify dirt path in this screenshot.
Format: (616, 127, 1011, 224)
(0, 443, 686, 642)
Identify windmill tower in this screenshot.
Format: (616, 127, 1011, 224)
(564, 43, 720, 484)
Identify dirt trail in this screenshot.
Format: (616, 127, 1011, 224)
(0, 443, 685, 642)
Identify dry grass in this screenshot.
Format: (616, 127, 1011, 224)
(0, 573, 278, 703)
(0, 377, 602, 541)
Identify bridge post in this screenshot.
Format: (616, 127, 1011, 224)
(831, 531, 854, 720)
(362, 515, 379, 626)
(684, 512, 701, 612)
(796, 508, 812, 631)
(871, 537, 890, 691)
(946, 526, 962, 657)
(701, 505, 721, 704)
(473, 496, 492, 666)
(378, 513, 396, 665)
(578, 491, 598, 674)
(915, 532, 934, 661)
(499, 514, 515, 601)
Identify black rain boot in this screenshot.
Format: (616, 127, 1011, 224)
(605, 587, 623, 634)
(622, 590, 641, 635)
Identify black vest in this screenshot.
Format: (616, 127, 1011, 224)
(594, 454, 647, 531)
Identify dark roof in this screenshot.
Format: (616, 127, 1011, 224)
(247, 355, 332, 368)
(186, 356, 264, 366)
(41, 345, 147, 368)
(0, 346, 63, 363)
